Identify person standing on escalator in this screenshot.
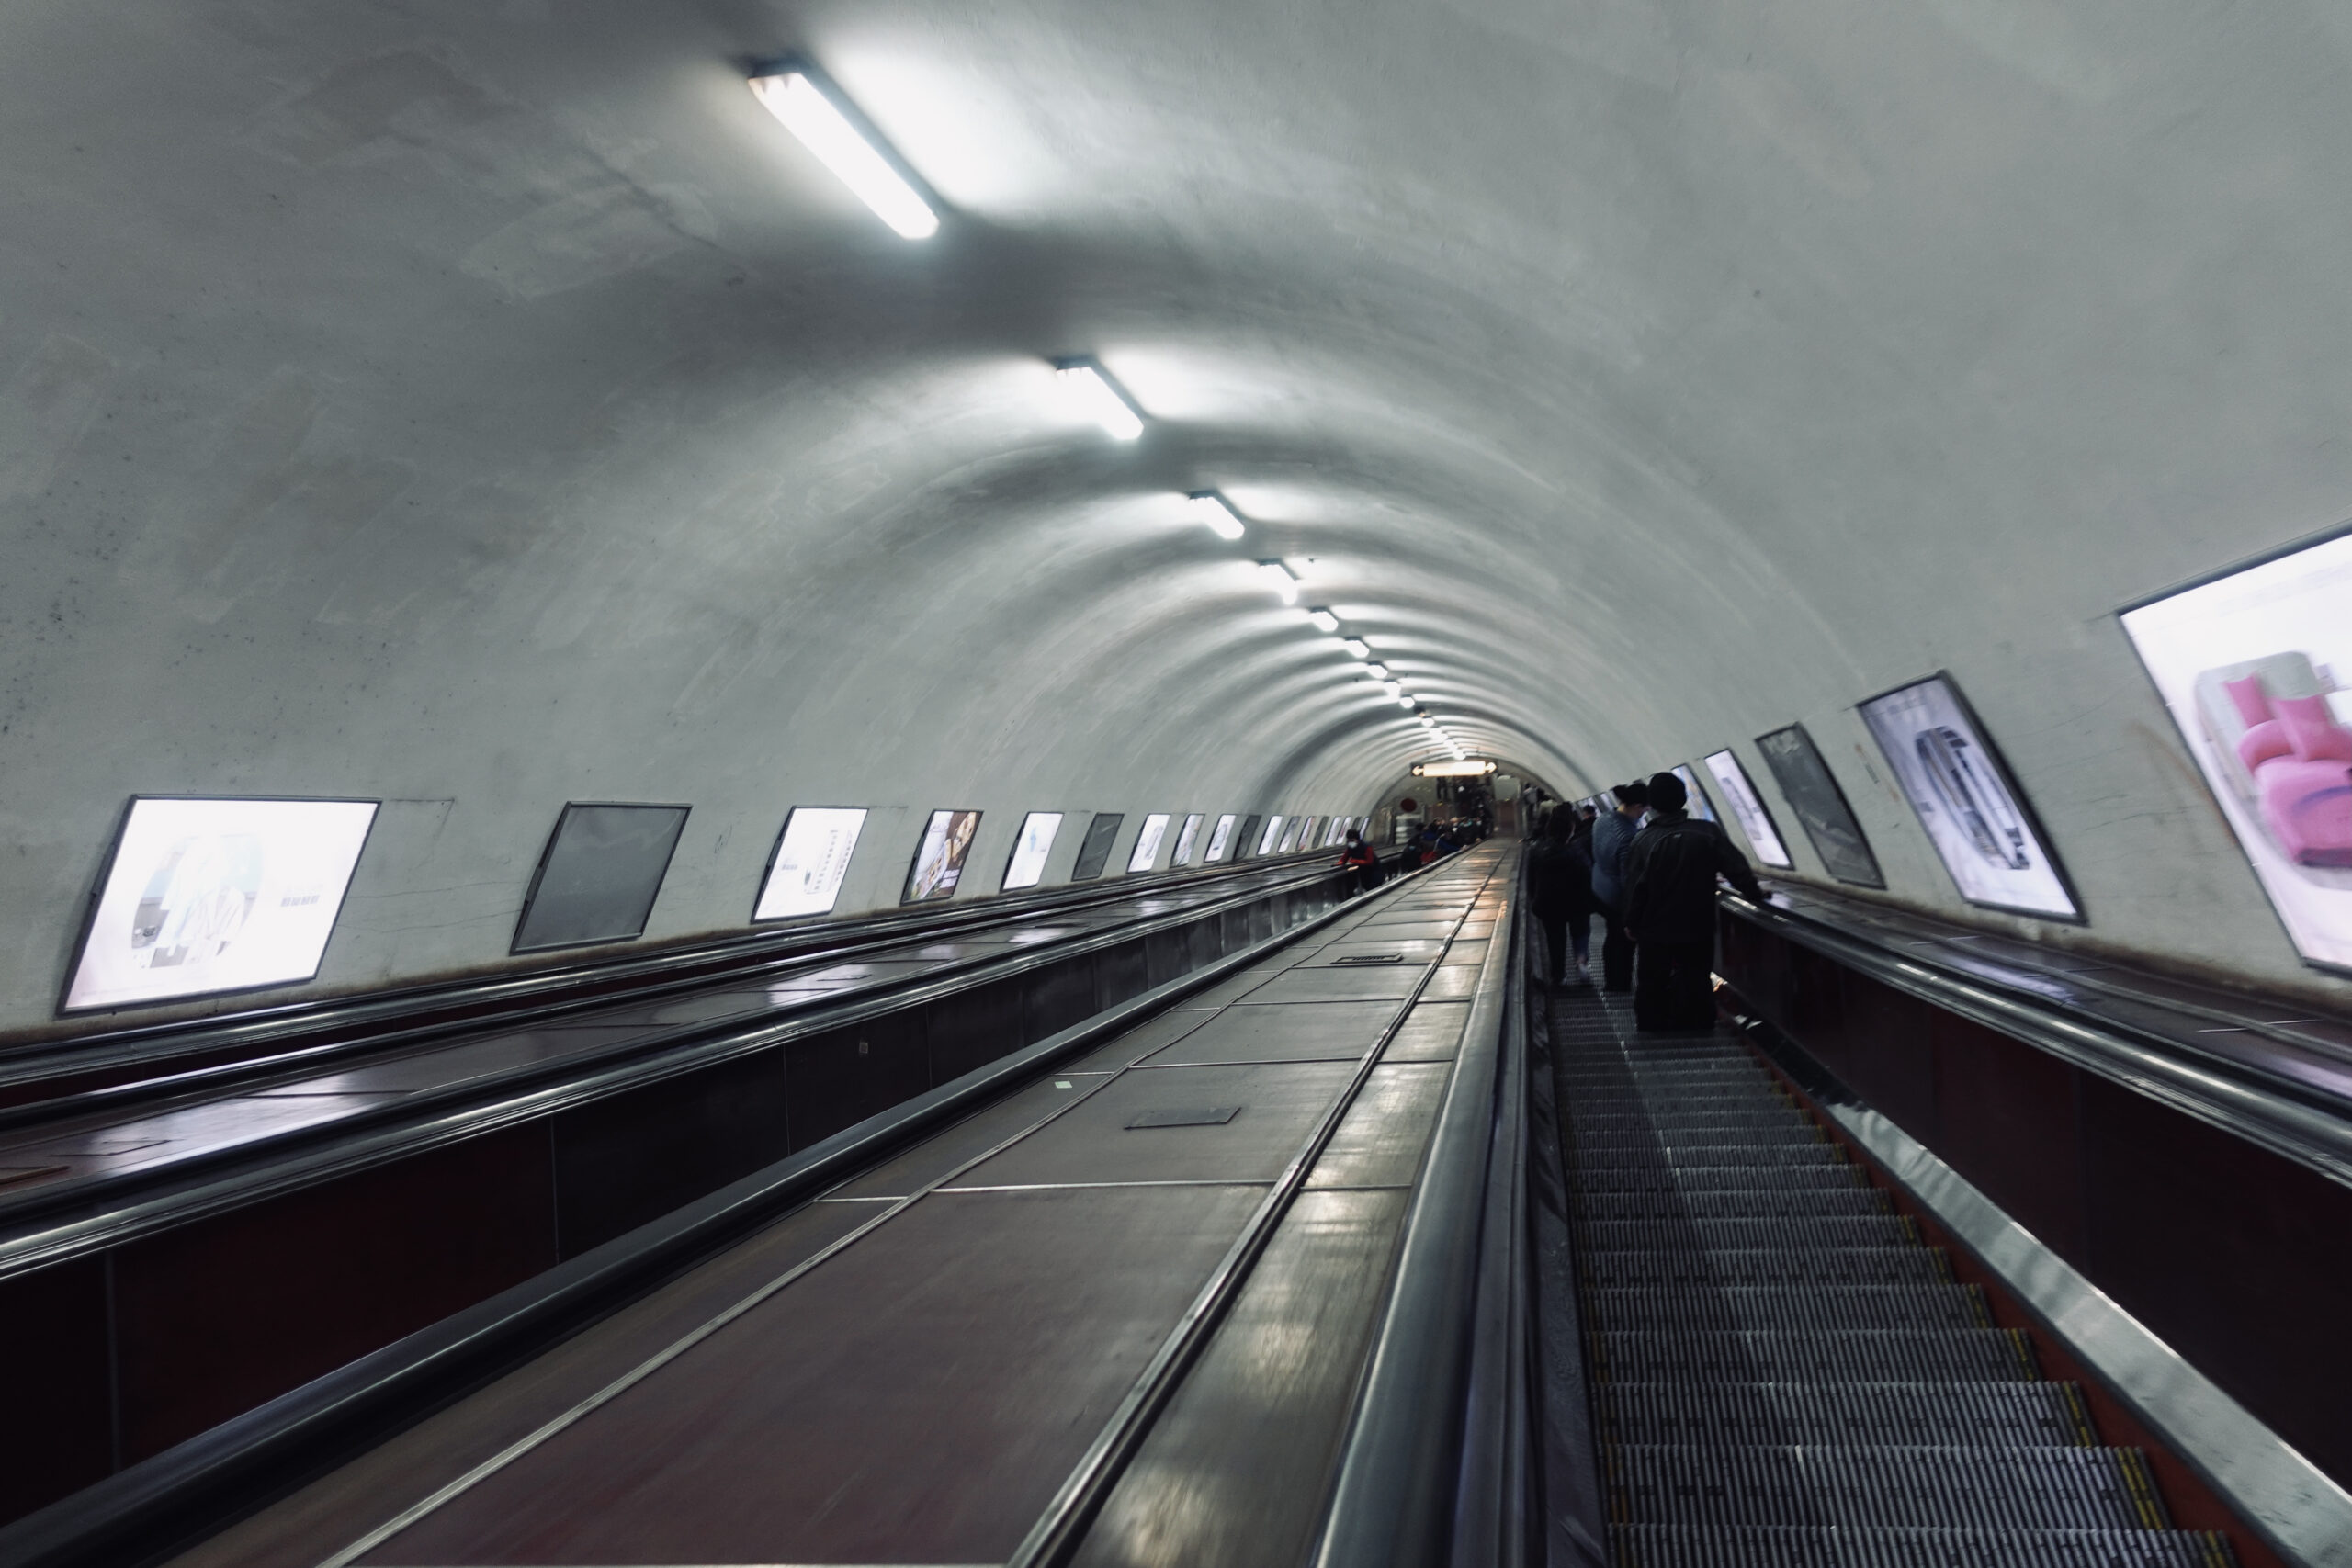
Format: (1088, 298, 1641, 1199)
(1589, 780, 1649, 994)
(1339, 829, 1378, 894)
(1621, 771, 1764, 1032)
(1527, 807, 1596, 987)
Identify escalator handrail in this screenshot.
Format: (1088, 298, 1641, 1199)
(1720, 892, 2352, 1191)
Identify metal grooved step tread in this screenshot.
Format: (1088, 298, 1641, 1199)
(1607, 1524, 2234, 1568)
(1584, 1284, 1990, 1334)
(1550, 986, 2232, 1568)
(1582, 1248, 1952, 1289)
(1599, 1383, 2097, 1450)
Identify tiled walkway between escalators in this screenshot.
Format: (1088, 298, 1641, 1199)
(1549, 985, 2235, 1568)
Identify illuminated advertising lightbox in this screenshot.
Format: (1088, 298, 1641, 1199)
(2122, 531, 2352, 968)
(1703, 750, 1793, 869)
(1205, 815, 1238, 862)
(904, 808, 982, 902)
(63, 796, 379, 1012)
(1860, 675, 2081, 920)
(1670, 765, 1719, 825)
(755, 807, 868, 919)
(1171, 814, 1204, 866)
(1275, 817, 1304, 853)
(1257, 816, 1285, 856)
(1001, 812, 1063, 891)
(1127, 813, 1170, 874)
(1756, 725, 1883, 887)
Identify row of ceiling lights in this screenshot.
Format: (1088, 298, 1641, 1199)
(748, 59, 1472, 766)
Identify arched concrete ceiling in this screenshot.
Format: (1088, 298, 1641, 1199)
(5, 0, 2352, 1026)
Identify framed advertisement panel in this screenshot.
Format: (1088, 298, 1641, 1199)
(1755, 725, 1884, 887)
(904, 808, 983, 902)
(1859, 674, 2083, 920)
(1171, 813, 1205, 866)
(1204, 814, 1238, 863)
(62, 795, 379, 1013)
(1071, 813, 1125, 880)
(1702, 750, 1793, 869)
(1001, 811, 1064, 891)
(1127, 813, 1171, 874)
(514, 803, 692, 953)
(2121, 528, 2352, 970)
(753, 807, 868, 920)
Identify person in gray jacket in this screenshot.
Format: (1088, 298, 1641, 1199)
(1588, 780, 1650, 993)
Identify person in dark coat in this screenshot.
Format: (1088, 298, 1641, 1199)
(1339, 829, 1378, 893)
(1589, 781, 1650, 993)
(1526, 807, 1597, 987)
(1622, 770, 1765, 1032)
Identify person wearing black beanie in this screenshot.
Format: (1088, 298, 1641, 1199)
(1621, 771, 1764, 1032)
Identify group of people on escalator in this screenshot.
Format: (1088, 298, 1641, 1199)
(1526, 772, 1763, 1033)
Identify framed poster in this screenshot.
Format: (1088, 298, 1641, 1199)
(514, 803, 692, 953)
(1232, 816, 1262, 860)
(1702, 750, 1793, 869)
(1126, 813, 1171, 873)
(904, 808, 983, 902)
(62, 795, 379, 1012)
(1755, 725, 1884, 887)
(1256, 816, 1285, 856)
(1171, 813, 1204, 866)
(1001, 811, 1064, 891)
(1071, 813, 1125, 880)
(1204, 814, 1238, 863)
(754, 807, 868, 919)
(1859, 674, 2082, 920)
(2122, 529, 2352, 969)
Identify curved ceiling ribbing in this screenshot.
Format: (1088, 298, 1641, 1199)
(5, 0, 2352, 1026)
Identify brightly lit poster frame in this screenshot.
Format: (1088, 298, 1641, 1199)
(903, 808, 983, 903)
(1127, 813, 1171, 874)
(1702, 750, 1793, 870)
(753, 806, 869, 921)
(2121, 526, 2352, 972)
(1171, 813, 1205, 866)
(1859, 672, 2084, 922)
(1205, 815, 1238, 862)
(61, 795, 380, 1014)
(1001, 811, 1064, 892)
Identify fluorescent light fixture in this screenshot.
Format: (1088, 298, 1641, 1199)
(1189, 492, 1245, 540)
(1256, 559, 1300, 604)
(1342, 638, 1371, 659)
(1396, 695, 1415, 709)
(1055, 360, 1145, 440)
(748, 67, 938, 240)
(1306, 608, 1340, 634)
(1363, 661, 1388, 679)
(1414, 760, 1497, 777)
(1382, 681, 1402, 698)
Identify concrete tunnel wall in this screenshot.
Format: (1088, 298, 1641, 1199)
(5, 0, 2352, 1035)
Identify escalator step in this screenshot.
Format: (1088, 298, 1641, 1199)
(1570, 1138, 1847, 1168)
(1582, 1248, 1949, 1290)
(1590, 1329, 2040, 1383)
(1574, 1167, 1870, 1197)
(1577, 1189, 1894, 1222)
(1599, 1383, 2097, 1449)
(1606, 1444, 2169, 1530)
(1606, 1523, 2233, 1568)
(1582, 1284, 1988, 1334)
(1578, 1215, 1920, 1252)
